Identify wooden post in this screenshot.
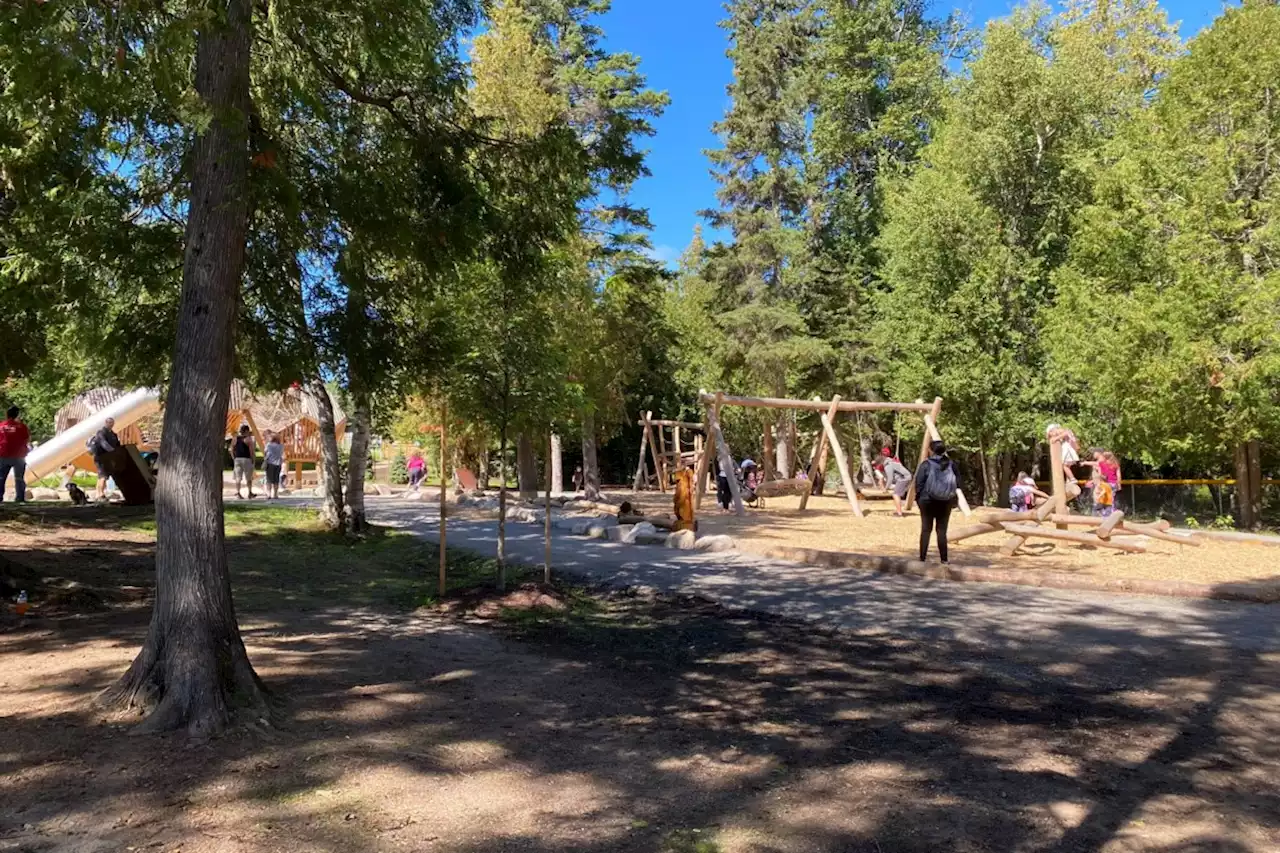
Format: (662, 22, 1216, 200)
(644, 412, 666, 493)
(905, 397, 943, 511)
(544, 433, 552, 584)
(762, 422, 777, 482)
(800, 396, 840, 512)
(1050, 437, 1068, 530)
(787, 414, 798, 480)
(707, 392, 745, 516)
(632, 420, 650, 491)
(439, 401, 448, 599)
(655, 418, 669, 489)
(820, 403, 863, 518)
(694, 414, 714, 510)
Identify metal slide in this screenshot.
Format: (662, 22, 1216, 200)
(23, 387, 162, 484)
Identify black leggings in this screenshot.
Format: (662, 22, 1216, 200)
(919, 500, 953, 563)
(716, 475, 732, 510)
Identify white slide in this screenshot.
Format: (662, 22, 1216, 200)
(23, 387, 162, 484)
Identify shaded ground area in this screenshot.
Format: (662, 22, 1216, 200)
(626, 492, 1280, 587)
(1, 505, 1278, 853)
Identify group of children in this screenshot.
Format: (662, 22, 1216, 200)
(1008, 425, 1123, 516)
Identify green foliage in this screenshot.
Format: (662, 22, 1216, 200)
(390, 453, 409, 485)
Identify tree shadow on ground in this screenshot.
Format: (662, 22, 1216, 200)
(0, 508, 1277, 853)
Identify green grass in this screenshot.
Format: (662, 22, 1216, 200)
(30, 473, 97, 489)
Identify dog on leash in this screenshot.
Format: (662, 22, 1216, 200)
(66, 483, 89, 506)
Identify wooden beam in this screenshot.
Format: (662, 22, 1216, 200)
(1000, 522, 1147, 553)
(1050, 437, 1068, 529)
(632, 420, 650, 491)
(439, 401, 448, 598)
(1096, 510, 1125, 540)
(800, 396, 840, 511)
(652, 414, 669, 492)
(1122, 520, 1202, 546)
(905, 397, 943, 511)
(694, 415, 713, 510)
(762, 421, 777, 482)
(947, 522, 1002, 542)
(698, 393, 935, 414)
(999, 535, 1026, 557)
(707, 393, 745, 516)
(820, 401, 863, 518)
(635, 419, 704, 430)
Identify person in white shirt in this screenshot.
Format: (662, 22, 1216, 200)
(263, 431, 287, 500)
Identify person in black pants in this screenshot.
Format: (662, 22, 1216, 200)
(914, 440, 958, 563)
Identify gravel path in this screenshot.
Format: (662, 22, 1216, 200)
(368, 498, 1280, 658)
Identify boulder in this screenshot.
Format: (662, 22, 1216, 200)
(665, 529, 697, 550)
(586, 522, 614, 539)
(606, 524, 635, 543)
(374, 483, 393, 496)
(402, 490, 426, 502)
(694, 535, 737, 553)
(505, 506, 543, 524)
(30, 487, 61, 502)
(568, 520, 593, 536)
(622, 522, 659, 545)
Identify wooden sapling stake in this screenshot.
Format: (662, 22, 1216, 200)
(799, 396, 840, 512)
(820, 400, 864, 518)
(707, 393, 745, 516)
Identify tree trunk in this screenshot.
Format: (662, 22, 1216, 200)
(581, 409, 601, 501)
(497, 425, 508, 590)
(858, 435, 875, 486)
(101, 0, 267, 736)
(775, 412, 792, 479)
(306, 378, 344, 530)
(550, 433, 563, 495)
(516, 433, 539, 501)
(344, 391, 371, 533)
(1235, 440, 1262, 530)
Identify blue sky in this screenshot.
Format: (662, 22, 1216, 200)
(600, 0, 1228, 267)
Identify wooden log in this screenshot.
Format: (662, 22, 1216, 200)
(762, 422, 777, 482)
(707, 393, 745, 516)
(632, 421, 650, 491)
(800, 396, 840, 512)
(635, 419, 704, 430)
(1000, 522, 1147, 553)
(1121, 520, 1202, 546)
(1050, 438, 1068, 530)
(1096, 510, 1125, 540)
(1181, 528, 1280, 546)
(754, 478, 812, 499)
(947, 522, 1002, 542)
(974, 508, 1033, 525)
(820, 404, 864, 518)
(619, 514, 675, 530)
(644, 412, 667, 494)
(694, 413, 713, 510)
(905, 397, 943, 512)
(999, 535, 1026, 557)
(698, 393, 936, 414)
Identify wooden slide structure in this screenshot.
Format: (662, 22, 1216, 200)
(948, 437, 1202, 556)
(691, 391, 972, 518)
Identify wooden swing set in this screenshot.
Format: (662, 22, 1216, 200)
(690, 391, 972, 518)
(632, 412, 707, 493)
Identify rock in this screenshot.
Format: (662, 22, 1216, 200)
(375, 483, 392, 496)
(563, 499, 595, 511)
(505, 506, 543, 524)
(30, 487, 60, 501)
(694, 535, 737, 553)
(665, 529, 697, 550)
(568, 520, 593, 536)
(606, 525, 635, 543)
(402, 490, 426, 502)
(586, 522, 614, 539)
(622, 522, 658, 545)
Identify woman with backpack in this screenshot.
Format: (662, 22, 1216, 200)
(914, 440, 958, 563)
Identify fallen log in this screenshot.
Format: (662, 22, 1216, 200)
(618, 514, 676, 530)
(947, 522, 1003, 543)
(999, 535, 1027, 556)
(1123, 521, 1202, 546)
(1097, 510, 1125, 540)
(1000, 522, 1147, 553)
(754, 478, 812, 499)
(1045, 513, 1199, 546)
(974, 509, 1031, 525)
(1183, 529, 1280, 547)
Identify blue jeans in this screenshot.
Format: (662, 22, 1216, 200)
(0, 457, 27, 502)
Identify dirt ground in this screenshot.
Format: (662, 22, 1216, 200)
(622, 492, 1280, 587)
(2, 506, 1279, 853)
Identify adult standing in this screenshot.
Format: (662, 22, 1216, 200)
(263, 431, 286, 500)
(88, 416, 121, 502)
(914, 440, 958, 563)
(232, 424, 256, 500)
(406, 450, 426, 490)
(0, 406, 32, 503)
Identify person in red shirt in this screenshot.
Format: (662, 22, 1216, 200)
(0, 406, 32, 503)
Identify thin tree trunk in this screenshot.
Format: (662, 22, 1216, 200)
(1235, 441, 1262, 529)
(550, 433, 563, 495)
(477, 447, 490, 493)
(581, 409, 601, 501)
(101, 0, 267, 736)
(497, 423, 508, 591)
(858, 435, 875, 486)
(306, 378, 344, 530)
(517, 432, 538, 501)
(775, 412, 792, 479)
(344, 391, 371, 533)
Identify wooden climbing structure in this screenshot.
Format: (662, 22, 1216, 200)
(632, 412, 706, 493)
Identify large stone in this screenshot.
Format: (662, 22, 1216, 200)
(665, 529, 697, 550)
(606, 524, 635, 543)
(505, 506, 543, 524)
(30, 487, 61, 502)
(374, 483, 393, 496)
(622, 522, 659, 545)
(694, 535, 737, 553)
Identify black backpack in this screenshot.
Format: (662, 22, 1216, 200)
(922, 458, 958, 503)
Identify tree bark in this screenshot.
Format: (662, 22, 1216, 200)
(775, 412, 792, 479)
(517, 432, 538, 501)
(581, 409, 601, 501)
(101, 0, 267, 737)
(477, 447, 490, 493)
(550, 433, 563, 495)
(1235, 441, 1262, 530)
(306, 378, 344, 530)
(858, 435, 875, 486)
(344, 390, 371, 533)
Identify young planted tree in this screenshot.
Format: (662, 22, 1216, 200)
(1048, 0, 1280, 526)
